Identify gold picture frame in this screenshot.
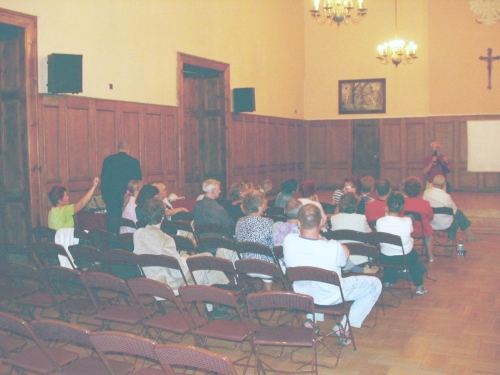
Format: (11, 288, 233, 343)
(339, 78, 386, 114)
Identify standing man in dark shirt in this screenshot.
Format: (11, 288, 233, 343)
(422, 141, 452, 192)
(101, 141, 142, 233)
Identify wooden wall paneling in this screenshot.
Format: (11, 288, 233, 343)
(120, 102, 142, 162)
(243, 115, 256, 183)
(255, 117, 267, 185)
(266, 118, 279, 191)
(39, 95, 63, 225)
(276, 118, 288, 184)
(330, 120, 350, 186)
(297, 121, 307, 181)
(229, 114, 244, 184)
(95, 100, 118, 180)
(65, 97, 93, 194)
(164, 107, 179, 194)
(380, 118, 402, 187)
(405, 118, 426, 180)
(309, 121, 328, 187)
(455, 117, 478, 190)
(143, 108, 164, 182)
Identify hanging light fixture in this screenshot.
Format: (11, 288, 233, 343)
(310, 0, 367, 27)
(376, 0, 417, 67)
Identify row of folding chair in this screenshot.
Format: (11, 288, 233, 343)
(324, 229, 414, 309)
(0, 259, 357, 372)
(0, 310, 238, 375)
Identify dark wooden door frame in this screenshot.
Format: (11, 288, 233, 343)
(0, 8, 39, 236)
(177, 53, 231, 195)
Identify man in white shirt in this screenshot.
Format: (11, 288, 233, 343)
(423, 175, 481, 243)
(283, 204, 381, 336)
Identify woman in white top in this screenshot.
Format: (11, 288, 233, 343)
(120, 180, 143, 233)
(376, 192, 428, 295)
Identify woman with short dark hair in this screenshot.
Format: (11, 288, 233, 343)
(402, 176, 435, 262)
(376, 192, 428, 295)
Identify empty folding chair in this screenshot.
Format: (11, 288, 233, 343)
(39, 266, 108, 325)
(99, 247, 143, 280)
(155, 343, 238, 375)
(90, 331, 166, 375)
(32, 227, 56, 243)
(286, 266, 356, 368)
(170, 211, 194, 221)
(79, 272, 154, 333)
(186, 256, 244, 297)
(0, 311, 79, 375)
(68, 244, 101, 271)
(136, 254, 189, 289)
(197, 236, 237, 259)
(88, 230, 122, 251)
(323, 229, 367, 243)
(119, 232, 135, 251)
(0, 262, 67, 320)
(32, 242, 75, 269)
(170, 234, 197, 254)
(128, 278, 207, 345)
(0, 243, 35, 266)
(194, 223, 233, 247)
(246, 291, 318, 375)
(32, 319, 134, 375)
(178, 285, 256, 372)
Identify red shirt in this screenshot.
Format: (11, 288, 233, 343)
(365, 199, 386, 224)
(403, 197, 434, 238)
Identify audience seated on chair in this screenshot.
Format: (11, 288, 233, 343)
(225, 181, 249, 217)
(235, 190, 275, 291)
(284, 203, 381, 334)
(333, 176, 366, 215)
(133, 198, 228, 294)
(47, 177, 100, 230)
(423, 174, 482, 243)
(365, 179, 393, 226)
(120, 179, 143, 233)
(402, 176, 435, 262)
(153, 182, 189, 220)
(376, 192, 428, 295)
(298, 179, 327, 221)
(274, 179, 298, 208)
(360, 176, 376, 205)
(272, 199, 303, 246)
(193, 179, 235, 234)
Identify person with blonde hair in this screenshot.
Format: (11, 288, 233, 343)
(120, 179, 143, 233)
(152, 182, 189, 219)
(258, 179, 273, 196)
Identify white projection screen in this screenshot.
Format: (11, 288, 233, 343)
(467, 120, 500, 172)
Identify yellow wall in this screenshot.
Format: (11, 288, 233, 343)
(1, 0, 305, 119)
(304, 0, 429, 119)
(428, 0, 500, 115)
(2, 0, 499, 119)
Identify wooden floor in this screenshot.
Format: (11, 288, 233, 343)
(1, 192, 499, 375)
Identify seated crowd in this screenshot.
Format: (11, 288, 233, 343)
(44, 171, 481, 345)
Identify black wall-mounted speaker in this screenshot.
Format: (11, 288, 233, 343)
(48, 53, 83, 94)
(233, 88, 255, 113)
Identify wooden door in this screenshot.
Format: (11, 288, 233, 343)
(352, 120, 380, 179)
(0, 24, 31, 245)
(183, 65, 226, 198)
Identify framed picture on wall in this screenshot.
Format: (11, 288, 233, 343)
(338, 78, 386, 114)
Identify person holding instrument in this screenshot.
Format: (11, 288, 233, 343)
(422, 141, 452, 192)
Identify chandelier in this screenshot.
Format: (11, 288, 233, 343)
(376, 0, 417, 67)
(310, 0, 367, 27)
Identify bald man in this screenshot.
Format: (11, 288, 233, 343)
(423, 175, 481, 243)
(422, 141, 452, 191)
(101, 141, 142, 232)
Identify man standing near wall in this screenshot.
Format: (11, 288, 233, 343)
(101, 141, 142, 233)
(422, 141, 452, 192)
